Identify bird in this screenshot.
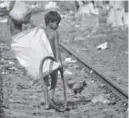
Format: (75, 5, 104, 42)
(67, 79, 75, 89)
(67, 80, 87, 95)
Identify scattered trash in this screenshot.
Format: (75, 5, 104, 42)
(87, 34, 90, 38)
(79, 48, 88, 51)
(90, 70, 93, 74)
(64, 69, 72, 75)
(16, 84, 28, 89)
(8, 61, 15, 65)
(0, 1, 11, 10)
(96, 42, 108, 50)
(74, 25, 80, 28)
(92, 95, 110, 104)
(113, 56, 116, 59)
(122, 51, 128, 55)
(99, 83, 105, 87)
(1, 71, 7, 75)
(0, 17, 8, 23)
(64, 57, 77, 63)
(30, 2, 39, 9)
(8, 67, 17, 71)
(74, 36, 84, 41)
(44, 2, 58, 10)
(9, 99, 14, 102)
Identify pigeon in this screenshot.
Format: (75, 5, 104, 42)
(67, 79, 75, 89)
(67, 80, 87, 95)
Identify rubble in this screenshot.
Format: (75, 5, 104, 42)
(96, 42, 108, 50)
(74, 36, 84, 41)
(91, 95, 110, 104)
(64, 69, 73, 75)
(64, 57, 77, 63)
(44, 1, 59, 10)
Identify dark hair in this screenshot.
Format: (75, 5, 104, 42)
(45, 11, 61, 26)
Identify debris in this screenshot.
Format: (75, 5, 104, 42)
(30, 2, 39, 9)
(96, 42, 108, 50)
(1, 71, 7, 75)
(8, 67, 17, 71)
(8, 61, 15, 65)
(92, 95, 110, 104)
(74, 36, 84, 41)
(74, 25, 80, 28)
(64, 69, 72, 75)
(87, 34, 90, 38)
(122, 51, 128, 55)
(64, 57, 77, 63)
(16, 84, 28, 89)
(0, 17, 8, 23)
(44, 2, 58, 10)
(90, 70, 93, 74)
(76, 48, 88, 52)
(0, 1, 11, 10)
(9, 99, 14, 102)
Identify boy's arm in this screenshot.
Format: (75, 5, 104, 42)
(49, 31, 62, 72)
(54, 31, 62, 64)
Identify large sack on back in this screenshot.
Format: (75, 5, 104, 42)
(78, 2, 98, 16)
(9, 1, 31, 23)
(11, 27, 60, 79)
(107, 1, 125, 27)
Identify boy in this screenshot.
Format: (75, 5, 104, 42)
(43, 11, 62, 109)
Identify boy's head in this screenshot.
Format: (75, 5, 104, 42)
(45, 11, 61, 30)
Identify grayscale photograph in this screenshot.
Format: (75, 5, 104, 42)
(0, 0, 128, 118)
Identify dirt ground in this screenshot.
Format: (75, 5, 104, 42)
(0, 44, 127, 118)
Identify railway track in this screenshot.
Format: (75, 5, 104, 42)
(59, 43, 128, 109)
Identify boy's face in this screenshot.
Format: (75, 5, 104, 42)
(49, 21, 60, 30)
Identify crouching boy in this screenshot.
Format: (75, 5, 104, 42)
(43, 11, 62, 109)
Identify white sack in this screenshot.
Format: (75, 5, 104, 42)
(9, 1, 31, 22)
(11, 27, 60, 79)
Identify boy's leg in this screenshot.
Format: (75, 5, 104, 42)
(50, 71, 58, 100)
(42, 76, 50, 109)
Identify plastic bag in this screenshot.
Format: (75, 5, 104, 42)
(9, 1, 31, 22)
(11, 27, 60, 79)
(44, 2, 58, 10)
